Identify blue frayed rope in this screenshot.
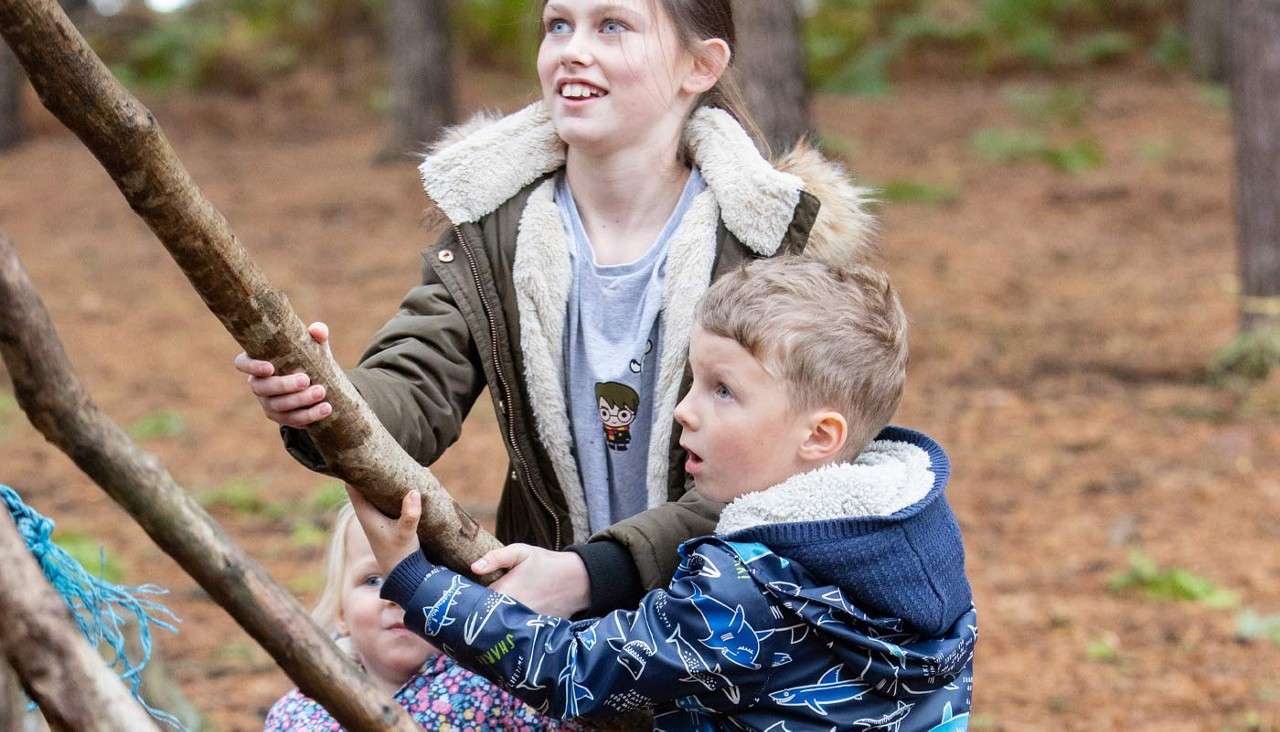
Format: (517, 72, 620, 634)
(2, 484, 186, 730)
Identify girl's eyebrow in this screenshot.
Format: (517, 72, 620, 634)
(544, 2, 642, 20)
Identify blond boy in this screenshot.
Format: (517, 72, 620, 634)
(356, 258, 976, 731)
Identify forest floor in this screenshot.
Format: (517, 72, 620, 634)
(1, 64, 1279, 731)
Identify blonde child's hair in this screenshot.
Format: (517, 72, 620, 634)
(695, 257, 908, 460)
(312, 502, 358, 650)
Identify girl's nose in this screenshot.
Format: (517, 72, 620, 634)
(560, 31, 594, 67)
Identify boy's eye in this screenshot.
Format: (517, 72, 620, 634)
(714, 384, 732, 400)
(600, 19, 627, 33)
(545, 18, 571, 34)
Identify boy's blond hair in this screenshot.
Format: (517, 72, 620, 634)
(695, 257, 908, 459)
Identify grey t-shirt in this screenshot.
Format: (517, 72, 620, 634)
(558, 168, 707, 534)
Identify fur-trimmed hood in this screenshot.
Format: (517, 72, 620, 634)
(418, 101, 875, 264)
(715, 426, 973, 636)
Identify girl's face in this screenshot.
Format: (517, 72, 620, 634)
(337, 521, 435, 690)
(538, 0, 706, 155)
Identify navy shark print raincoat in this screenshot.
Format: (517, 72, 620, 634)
(382, 427, 977, 731)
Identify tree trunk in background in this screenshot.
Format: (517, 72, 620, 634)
(0, 43, 22, 151)
(733, 0, 812, 155)
(384, 0, 455, 159)
(1191, 0, 1231, 81)
(1231, 0, 1280, 333)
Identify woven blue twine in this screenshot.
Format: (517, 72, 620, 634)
(1, 484, 186, 730)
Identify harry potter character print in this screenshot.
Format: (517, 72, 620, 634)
(595, 382, 639, 452)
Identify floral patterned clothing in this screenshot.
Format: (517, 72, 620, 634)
(263, 653, 579, 731)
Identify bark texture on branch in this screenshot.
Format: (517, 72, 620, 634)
(0, 234, 417, 732)
(1230, 0, 1280, 333)
(0, 509, 159, 732)
(0, 0, 502, 571)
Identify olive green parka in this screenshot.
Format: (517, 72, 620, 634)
(286, 102, 875, 605)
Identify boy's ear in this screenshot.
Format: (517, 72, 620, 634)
(684, 38, 731, 96)
(798, 411, 848, 463)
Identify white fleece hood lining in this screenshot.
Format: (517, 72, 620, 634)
(714, 440, 935, 536)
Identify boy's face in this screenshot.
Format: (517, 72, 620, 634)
(674, 327, 813, 502)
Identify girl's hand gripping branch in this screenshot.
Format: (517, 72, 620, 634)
(347, 487, 424, 576)
(233, 321, 334, 428)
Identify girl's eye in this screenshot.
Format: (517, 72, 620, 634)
(601, 19, 627, 33)
(362, 574, 383, 588)
(546, 18, 571, 34)
(714, 384, 732, 400)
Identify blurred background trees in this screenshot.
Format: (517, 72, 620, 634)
(384, 0, 454, 158)
(1227, 0, 1280, 360)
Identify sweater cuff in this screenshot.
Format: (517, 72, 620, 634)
(380, 551, 435, 607)
(567, 540, 645, 616)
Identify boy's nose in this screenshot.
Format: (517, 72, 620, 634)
(674, 395, 696, 429)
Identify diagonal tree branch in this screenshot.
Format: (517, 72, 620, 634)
(0, 234, 418, 732)
(0, 0, 501, 575)
(0, 509, 160, 732)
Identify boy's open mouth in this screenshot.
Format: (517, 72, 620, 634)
(683, 447, 703, 474)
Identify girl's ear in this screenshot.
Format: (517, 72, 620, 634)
(683, 38, 731, 96)
(798, 411, 848, 463)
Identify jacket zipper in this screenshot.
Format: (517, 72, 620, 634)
(452, 224, 563, 549)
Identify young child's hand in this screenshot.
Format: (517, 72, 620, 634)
(346, 486, 423, 575)
(233, 322, 334, 428)
(476, 545, 590, 618)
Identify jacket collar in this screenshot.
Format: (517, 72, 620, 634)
(419, 102, 806, 256)
(714, 434, 936, 536)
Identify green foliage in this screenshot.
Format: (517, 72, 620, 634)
(1200, 85, 1232, 110)
(1150, 22, 1190, 69)
(877, 180, 960, 206)
(453, 0, 540, 77)
(199, 476, 270, 516)
(970, 128, 1103, 173)
(290, 520, 328, 549)
(1236, 610, 1280, 646)
(1108, 550, 1239, 609)
(1211, 328, 1280, 383)
(0, 391, 16, 439)
(1136, 139, 1176, 162)
(53, 531, 124, 584)
(1004, 85, 1090, 127)
(310, 480, 349, 515)
(805, 0, 1178, 95)
(1085, 636, 1120, 664)
(288, 570, 326, 595)
(1069, 31, 1137, 65)
(127, 410, 186, 440)
(96, 0, 381, 92)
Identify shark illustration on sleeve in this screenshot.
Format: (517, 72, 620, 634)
(769, 664, 873, 717)
(926, 702, 970, 732)
(422, 575, 468, 636)
(688, 584, 765, 670)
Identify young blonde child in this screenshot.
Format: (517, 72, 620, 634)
(355, 259, 978, 731)
(234, 0, 875, 623)
(263, 503, 579, 731)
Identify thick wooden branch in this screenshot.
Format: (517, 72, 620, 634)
(0, 509, 159, 732)
(0, 0, 501, 573)
(0, 234, 417, 732)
